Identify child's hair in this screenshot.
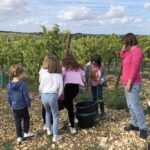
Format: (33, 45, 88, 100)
(62, 54, 82, 71)
(42, 54, 61, 73)
(122, 33, 138, 50)
(9, 65, 24, 77)
(91, 54, 101, 68)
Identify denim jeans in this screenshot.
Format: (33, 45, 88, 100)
(124, 84, 147, 130)
(41, 93, 59, 136)
(91, 84, 104, 113)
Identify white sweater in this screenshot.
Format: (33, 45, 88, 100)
(39, 68, 63, 97)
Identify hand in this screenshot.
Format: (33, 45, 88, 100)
(121, 45, 126, 51)
(126, 80, 132, 92)
(98, 80, 103, 85)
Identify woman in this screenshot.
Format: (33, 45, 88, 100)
(120, 33, 148, 139)
(39, 54, 63, 142)
(62, 54, 85, 134)
(85, 54, 106, 116)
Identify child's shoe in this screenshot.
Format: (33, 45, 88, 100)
(70, 127, 77, 134)
(24, 132, 34, 138)
(43, 124, 47, 131)
(47, 129, 52, 135)
(52, 135, 62, 142)
(17, 137, 22, 144)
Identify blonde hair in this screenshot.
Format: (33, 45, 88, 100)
(42, 54, 60, 73)
(9, 65, 24, 77)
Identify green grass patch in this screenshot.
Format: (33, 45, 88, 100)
(105, 87, 127, 110)
(1, 140, 13, 150)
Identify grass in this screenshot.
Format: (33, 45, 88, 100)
(1, 140, 13, 150)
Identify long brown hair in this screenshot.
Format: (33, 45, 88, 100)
(42, 54, 61, 73)
(122, 33, 138, 50)
(62, 54, 82, 71)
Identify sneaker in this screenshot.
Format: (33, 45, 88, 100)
(124, 124, 139, 131)
(70, 127, 77, 134)
(139, 130, 148, 139)
(43, 124, 47, 131)
(52, 135, 62, 142)
(17, 137, 22, 144)
(68, 117, 78, 126)
(47, 129, 52, 135)
(24, 132, 34, 138)
(74, 117, 79, 124)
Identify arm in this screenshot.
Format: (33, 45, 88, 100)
(22, 83, 31, 108)
(7, 86, 12, 107)
(58, 75, 63, 97)
(100, 67, 106, 83)
(120, 45, 128, 59)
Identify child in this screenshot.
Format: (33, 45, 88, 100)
(62, 54, 85, 134)
(7, 65, 34, 144)
(85, 54, 106, 116)
(39, 54, 63, 142)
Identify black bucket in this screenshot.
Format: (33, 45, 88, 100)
(75, 101, 97, 128)
(76, 112, 97, 128)
(76, 101, 96, 114)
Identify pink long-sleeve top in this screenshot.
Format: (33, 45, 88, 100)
(120, 46, 144, 85)
(62, 67, 85, 86)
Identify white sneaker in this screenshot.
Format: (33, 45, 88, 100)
(17, 137, 22, 144)
(24, 132, 34, 138)
(52, 135, 62, 142)
(47, 129, 52, 135)
(68, 117, 78, 126)
(70, 127, 77, 134)
(74, 117, 79, 124)
(43, 124, 47, 131)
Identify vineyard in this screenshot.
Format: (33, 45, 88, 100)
(0, 25, 150, 150)
(0, 24, 150, 80)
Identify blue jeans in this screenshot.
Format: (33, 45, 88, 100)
(41, 93, 59, 136)
(124, 84, 147, 130)
(91, 84, 104, 113)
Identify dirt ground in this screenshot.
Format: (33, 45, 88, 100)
(0, 77, 150, 150)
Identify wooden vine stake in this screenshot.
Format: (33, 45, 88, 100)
(65, 33, 72, 55)
(114, 63, 123, 89)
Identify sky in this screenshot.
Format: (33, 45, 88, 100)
(0, 0, 150, 35)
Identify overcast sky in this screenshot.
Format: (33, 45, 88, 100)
(0, 0, 150, 35)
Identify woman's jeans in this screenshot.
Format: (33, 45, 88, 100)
(124, 84, 147, 130)
(41, 93, 59, 136)
(91, 84, 104, 113)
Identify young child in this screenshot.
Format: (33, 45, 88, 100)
(39, 54, 63, 142)
(85, 54, 106, 116)
(62, 54, 85, 134)
(7, 65, 34, 144)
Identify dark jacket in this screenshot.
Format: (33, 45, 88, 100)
(7, 80, 31, 110)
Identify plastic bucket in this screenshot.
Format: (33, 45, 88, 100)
(76, 111, 97, 128)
